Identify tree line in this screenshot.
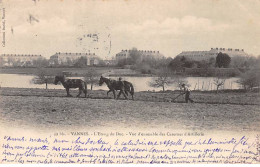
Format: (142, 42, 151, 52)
(28, 47, 260, 92)
(117, 48, 260, 92)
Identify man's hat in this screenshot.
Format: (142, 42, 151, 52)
(182, 83, 185, 86)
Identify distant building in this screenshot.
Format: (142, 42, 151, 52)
(49, 52, 99, 66)
(115, 49, 164, 62)
(0, 54, 42, 67)
(177, 48, 248, 61)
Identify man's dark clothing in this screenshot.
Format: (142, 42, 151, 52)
(183, 86, 194, 103)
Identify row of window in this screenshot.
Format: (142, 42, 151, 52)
(52, 55, 97, 58)
(51, 57, 98, 60)
(1, 55, 41, 57)
(121, 50, 160, 53)
(182, 55, 206, 57)
(57, 53, 95, 55)
(182, 53, 217, 57)
(116, 54, 127, 57)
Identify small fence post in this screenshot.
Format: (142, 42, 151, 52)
(198, 78, 200, 91)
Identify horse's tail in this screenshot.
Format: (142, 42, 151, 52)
(83, 81, 87, 98)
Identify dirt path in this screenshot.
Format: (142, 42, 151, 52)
(0, 94, 259, 132)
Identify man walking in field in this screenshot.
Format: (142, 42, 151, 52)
(181, 84, 194, 103)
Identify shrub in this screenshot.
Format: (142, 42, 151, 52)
(237, 69, 260, 90)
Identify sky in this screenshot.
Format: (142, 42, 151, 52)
(0, 0, 260, 59)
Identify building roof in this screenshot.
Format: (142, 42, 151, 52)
(54, 52, 96, 56)
(177, 48, 248, 58)
(50, 52, 97, 59)
(117, 49, 160, 54)
(1, 54, 42, 57)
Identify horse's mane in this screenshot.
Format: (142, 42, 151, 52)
(103, 77, 114, 82)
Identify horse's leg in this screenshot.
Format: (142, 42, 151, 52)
(107, 90, 112, 97)
(77, 88, 82, 97)
(113, 90, 117, 99)
(117, 90, 122, 99)
(84, 83, 87, 98)
(122, 90, 128, 100)
(129, 92, 133, 100)
(83, 89, 87, 98)
(66, 88, 72, 97)
(125, 86, 130, 96)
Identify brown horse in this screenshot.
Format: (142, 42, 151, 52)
(54, 76, 87, 97)
(99, 76, 134, 100)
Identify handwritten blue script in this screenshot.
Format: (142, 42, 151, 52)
(1, 134, 259, 164)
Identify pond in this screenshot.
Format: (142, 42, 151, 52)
(0, 74, 241, 92)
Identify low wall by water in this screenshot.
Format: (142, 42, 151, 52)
(184, 68, 240, 77)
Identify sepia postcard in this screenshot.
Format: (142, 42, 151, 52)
(0, 0, 259, 165)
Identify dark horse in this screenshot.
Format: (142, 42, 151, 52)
(99, 76, 134, 100)
(54, 76, 87, 98)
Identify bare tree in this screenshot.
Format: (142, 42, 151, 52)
(149, 68, 174, 92)
(84, 69, 99, 90)
(213, 73, 226, 93)
(237, 69, 260, 90)
(32, 68, 52, 89)
(174, 77, 190, 90)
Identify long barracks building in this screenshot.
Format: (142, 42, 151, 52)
(116, 49, 164, 62)
(49, 52, 99, 66)
(0, 54, 42, 66)
(177, 48, 248, 61)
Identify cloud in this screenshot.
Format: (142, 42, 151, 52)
(113, 16, 230, 37)
(2, 0, 260, 58)
(14, 16, 75, 36)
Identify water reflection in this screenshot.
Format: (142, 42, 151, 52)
(0, 74, 241, 92)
